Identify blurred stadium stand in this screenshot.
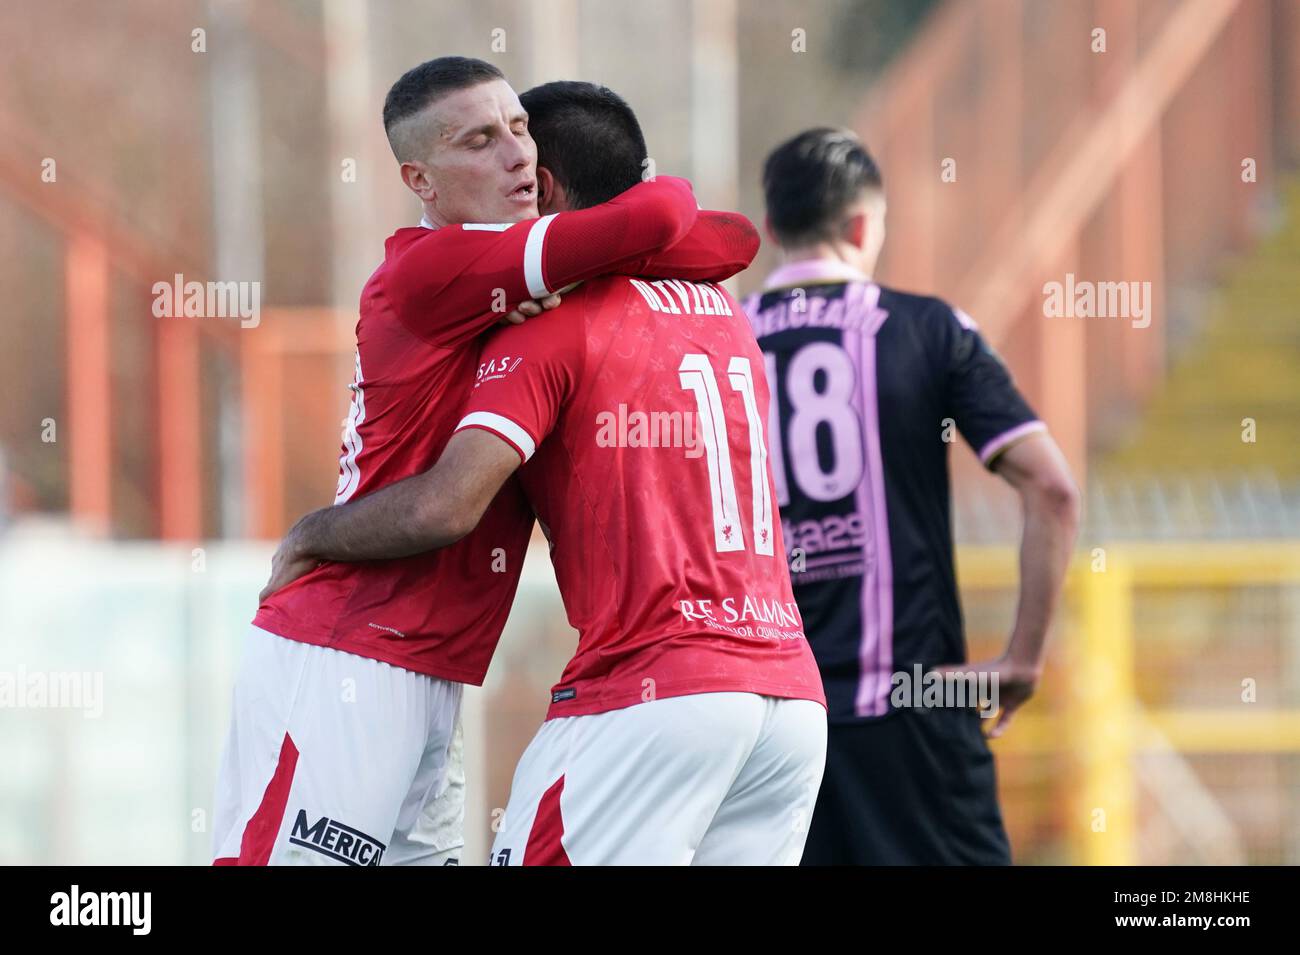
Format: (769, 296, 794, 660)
(2, 0, 1299, 863)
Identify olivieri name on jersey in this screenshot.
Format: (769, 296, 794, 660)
(628, 277, 734, 315)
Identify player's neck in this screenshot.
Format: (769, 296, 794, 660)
(777, 243, 874, 281)
(419, 202, 444, 230)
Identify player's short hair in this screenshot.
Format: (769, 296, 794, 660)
(383, 56, 505, 160)
(518, 81, 648, 210)
(762, 127, 884, 247)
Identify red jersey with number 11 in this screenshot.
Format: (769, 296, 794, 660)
(254, 177, 753, 684)
(455, 275, 827, 718)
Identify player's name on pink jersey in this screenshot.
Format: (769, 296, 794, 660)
(628, 277, 733, 316)
(746, 282, 888, 337)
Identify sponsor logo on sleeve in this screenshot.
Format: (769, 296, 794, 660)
(476, 354, 523, 387)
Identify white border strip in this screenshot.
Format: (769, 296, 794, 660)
(456, 411, 537, 462)
(523, 214, 557, 298)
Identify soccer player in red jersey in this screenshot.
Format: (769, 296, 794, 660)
(262, 82, 828, 866)
(212, 60, 755, 866)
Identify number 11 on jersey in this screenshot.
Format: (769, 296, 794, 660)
(677, 353, 775, 556)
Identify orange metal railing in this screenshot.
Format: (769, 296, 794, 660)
(858, 0, 1299, 495)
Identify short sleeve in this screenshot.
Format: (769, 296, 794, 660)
(941, 304, 1046, 468)
(453, 308, 585, 462)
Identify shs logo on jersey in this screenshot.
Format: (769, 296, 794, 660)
(289, 809, 386, 866)
(476, 353, 523, 387)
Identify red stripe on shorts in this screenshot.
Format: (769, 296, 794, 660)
(217, 732, 300, 866)
(524, 775, 571, 866)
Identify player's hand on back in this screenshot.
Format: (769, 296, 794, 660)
(259, 522, 321, 604)
(499, 292, 562, 326)
(931, 656, 1041, 739)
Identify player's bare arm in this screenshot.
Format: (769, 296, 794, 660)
(260, 429, 521, 602)
(938, 432, 1080, 737)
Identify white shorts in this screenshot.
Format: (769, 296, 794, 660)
(489, 692, 827, 866)
(212, 625, 463, 866)
(408, 717, 466, 866)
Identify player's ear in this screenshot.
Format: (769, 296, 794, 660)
(537, 166, 567, 214)
(843, 211, 870, 252)
(764, 215, 779, 244)
(399, 160, 436, 202)
(861, 193, 887, 266)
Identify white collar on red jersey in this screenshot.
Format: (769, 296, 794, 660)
(763, 258, 868, 290)
(418, 213, 435, 230)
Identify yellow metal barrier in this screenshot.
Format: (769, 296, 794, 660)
(956, 541, 1300, 865)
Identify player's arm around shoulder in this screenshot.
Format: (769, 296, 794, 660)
(383, 176, 699, 348)
(259, 429, 524, 602)
(631, 209, 761, 283)
(260, 314, 583, 602)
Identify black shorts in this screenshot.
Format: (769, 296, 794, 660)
(801, 705, 1011, 865)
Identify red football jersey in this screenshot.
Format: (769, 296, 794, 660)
(254, 177, 736, 684)
(455, 275, 827, 716)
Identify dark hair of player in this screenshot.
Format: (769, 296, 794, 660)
(382, 56, 506, 157)
(762, 127, 884, 247)
(519, 81, 649, 210)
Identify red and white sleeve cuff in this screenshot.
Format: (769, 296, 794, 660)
(523, 214, 557, 299)
(455, 411, 537, 463)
